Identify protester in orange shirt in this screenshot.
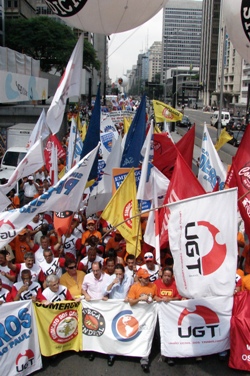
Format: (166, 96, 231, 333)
(7, 189, 20, 208)
(81, 218, 102, 246)
(105, 230, 127, 259)
(9, 229, 34, 263)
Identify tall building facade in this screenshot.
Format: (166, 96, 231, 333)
(200, 0, 221, 106)
(5, 0, 36, 19)
(161, 0, 202, 84)
(148, 41, 162, 82)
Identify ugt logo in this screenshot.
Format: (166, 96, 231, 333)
(178, 305, 220, 339)
(185, 221, 226, 275)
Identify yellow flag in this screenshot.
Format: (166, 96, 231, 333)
(215, 128, 233, 151)
(153, 100, 183, 123)
(34, 301, 82, 356)
(58, 166, 66, 179)
(123, 117, 132, 134)
(79, 122, 87, 142)
(101, 168, 141, 256)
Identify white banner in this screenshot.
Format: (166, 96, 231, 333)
(0, 301, 42, 376)
(158, 296, 233, 358)
(0, 139, 44, 195)
(168, 188, 238, 298)
(81, 300, 157, 357)
(0, 190, 11, 211)
(0, 144, 99, 248)
(0, 71, 48, 103)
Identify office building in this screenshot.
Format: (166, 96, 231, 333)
(161, 0, 202, 84)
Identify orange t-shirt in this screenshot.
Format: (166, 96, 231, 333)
(10, 196, 20, 208)
(9, 238, 33, 263)
(127, 281, 157, 299)
(105, 237, 127, 259)
(81, 230, 102, 245)
(242, 275, 250, 291)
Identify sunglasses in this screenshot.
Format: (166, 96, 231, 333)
(68, 265, 77, 269)
(144, 256, 153, 260)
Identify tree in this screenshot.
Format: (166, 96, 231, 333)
(5, 17, 101, 74)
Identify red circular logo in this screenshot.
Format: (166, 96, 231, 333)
(49, 310, 78, 343)
(123, 200, 133, 229)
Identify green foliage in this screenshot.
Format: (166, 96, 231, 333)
(5, 17, 101, 74)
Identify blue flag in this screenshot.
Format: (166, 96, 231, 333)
(120, 95, 146, 167)
(80, 84, 101, 180)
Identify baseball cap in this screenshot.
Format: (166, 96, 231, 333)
(137, 269, 151, 279)
(28, 176, 34, 180)
(19, 228, 27, 236)
(87, 218, 95, 225)
(144, 252, 154, 261)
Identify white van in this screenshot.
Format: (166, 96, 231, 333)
(211, 111, 230, 128)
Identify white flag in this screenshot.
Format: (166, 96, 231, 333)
(46, 34, 84, 135)
(198, 123, 226, 192)
(0, 190, 11, 212)
(0, 139, 44, 195)
(100, 114, 119, 137)
(66, 118, 83, 172)
(50, 143, 58, 186)
(0, 144, 99, 248)
(27, 108, 50, 148)
(168, 188, 238, 298)
(87, 135, 122, 216)
(143, 167, 169, 263)
(137, 121, 154, 200)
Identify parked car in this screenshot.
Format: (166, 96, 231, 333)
(177, 115, 192, 128)
(226, 116, 245, 131)
(227, 130, 245, 147)
(211, 111, 231, 128)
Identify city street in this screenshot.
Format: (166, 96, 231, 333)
(34, 344, 249, 376)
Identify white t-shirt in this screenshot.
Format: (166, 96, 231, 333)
(141, 264, 160, 282)
(39, 258, 62, 278)
(42, 285, 69, 302)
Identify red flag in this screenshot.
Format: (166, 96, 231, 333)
(176, 125, 195, 169)
(229, 291, 250, 371)
(159, 152, 206, 247)
(54, 211, 74, 237)
(44, 134, 66, 172)
(153, 133, 177, 179)
(226, 125, 250, 239)
(153, 126, 195, 179)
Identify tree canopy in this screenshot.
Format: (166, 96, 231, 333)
(5, 16, 101, 74)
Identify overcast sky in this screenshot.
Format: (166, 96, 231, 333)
(108, 9, 163, 83)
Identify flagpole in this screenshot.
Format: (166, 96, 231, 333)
(134, 202, 143, 258)
(101, 202, 169, 240)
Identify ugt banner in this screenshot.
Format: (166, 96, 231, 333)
(168, 188, 238, 298)
(0, 301, 42, 376)
(82, 300, 157, 357)
(158, 296, 233, 358)
(34, 301, 82, 356)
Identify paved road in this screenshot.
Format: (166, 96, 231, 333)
(34, 343, 249, 376)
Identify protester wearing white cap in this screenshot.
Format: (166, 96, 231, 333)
(20, 175, 39, 205)
(140, 252, 161, 282)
